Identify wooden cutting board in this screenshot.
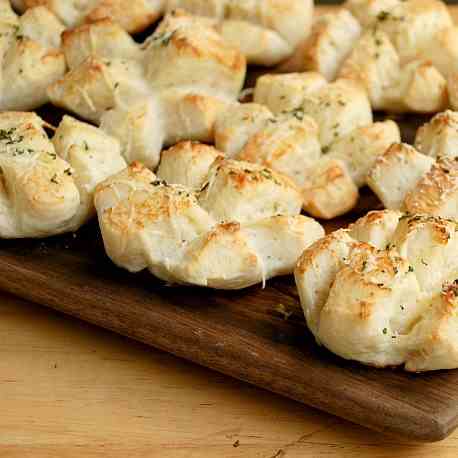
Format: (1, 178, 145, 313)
(0, 105, 456, 443)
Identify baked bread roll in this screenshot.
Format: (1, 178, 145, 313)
(380, 59, 448, 113)
(344, 0, 452, 64)
(368, 127, 458, 219)
(295, 212, 458, 371)
(421, 26, 458, 78)
(47, 56, 147, 123)
(374, 0, 452, 63)
(302, 158, 359, 220)
(156, 141, 223, 190)
(253, 72, 327, 115)
(339, 32, 447, 113)
(94, 143, 324, 289)
(367, 143, 436, 210)
(144, 10, 246, 100)
(300, 10, 361, 81)
(0, 112, 126, 238)
(447, 71, 458, 111)
(47, 11, 246, 166)
(61, 17, 143, 70)
(309, 0, 456, 113)
(415, 110, 458, 159)
(215, 73, 399, 219)
(167, 0, 314, 66)
(345, 0, 400, 28)
(12, 0, 165, 33)
(0, 3, 66, 110)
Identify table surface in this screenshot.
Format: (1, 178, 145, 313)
(2, 293, 458, 458)
(4, 5, 458, 458)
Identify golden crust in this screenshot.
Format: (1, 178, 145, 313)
(415, 110, 458, 159)
(0, 6, 66, 111)
(47, 10, 246, 161)
(156, 141, 223, 190)
(215, 79, 391, 218)
(214, 103, 273, 158)
(302, 159, 359, 219)
(167, 0, 313, 65)
(22, 0, 165, 33)
(237, 114, 321, 188)
(95, 147, 324, 289)
(405, 157, 458, 217)
(62, 18, 142, 70)
(302, 10, 361, 81)
(375, 0, 453, 64)
(253, 72, 327, 114)
(145, 11, 246, 99)
(295, 228, 353, 275)
(85, 0, 164, 34)
(0, 111, 126, 238)
(369, 127, 458, 220)
(367, 142, 435, 210)
(295, 210, 458, 370)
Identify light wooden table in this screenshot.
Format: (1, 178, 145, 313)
(4, 5, 458, 458)
(1, 291, 458, 457)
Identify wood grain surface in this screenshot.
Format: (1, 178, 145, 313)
(3, 291, 458, 457)
(1, 192, 458, 443)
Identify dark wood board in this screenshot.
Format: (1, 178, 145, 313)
(1, 106, 456, 442)
(1, 191, 458, 443)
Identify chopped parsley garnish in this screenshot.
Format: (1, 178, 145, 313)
(151, 179, 167, 186)
(290, 107, 305, 121)
(152, 29, 177, 47)
(0, 127, 24, 146)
